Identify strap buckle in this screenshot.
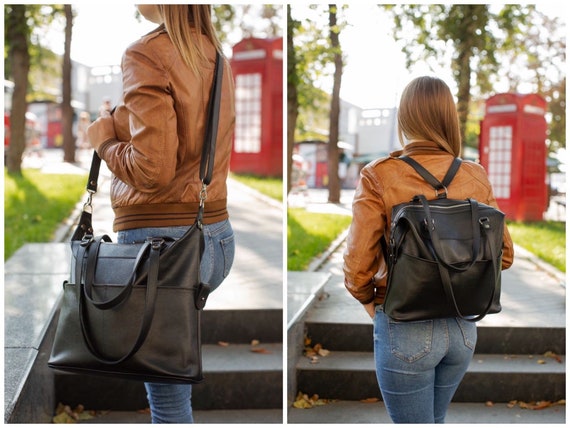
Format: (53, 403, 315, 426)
(199, 182, 207, 208)
(82, 190, 95, 213)
(435, 186, 448, 199)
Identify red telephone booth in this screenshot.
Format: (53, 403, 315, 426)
(230, 37, 283, 177)
(479, 93, 548, 221)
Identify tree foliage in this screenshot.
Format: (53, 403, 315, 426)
(384, 4, 565, 153)
(384, 4, 539, 152)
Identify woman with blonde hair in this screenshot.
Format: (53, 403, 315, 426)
(343, 76, 514, 423)
(87, 5, 235, 423)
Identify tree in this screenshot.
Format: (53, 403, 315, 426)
(61, 5, 74, 163)
(286, 5, 299, 194)
(288, 5, 346, 196)
(384, 4, 534, 151)
(5, 5, 31, 175)
(327, 5, 343, 203)
(4, 4, 67, 174)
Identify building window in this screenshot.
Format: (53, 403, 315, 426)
(234, 73, 262, 153)
(488, 126, 512, 199)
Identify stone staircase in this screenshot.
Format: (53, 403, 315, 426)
(294, 318, 565, 403)
(52, 307, 283, 421)
(4, 242, 283, 424)
(287, 242, 566, 424)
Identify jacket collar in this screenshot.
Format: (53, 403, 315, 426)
(390, 141, 452, 158)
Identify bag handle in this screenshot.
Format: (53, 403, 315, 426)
(415, 194, 498, 321)
(73, 52, 224, 238)
(78, 239, 162, 364)
(80, 235, 151, 309)
(400, 156, 461, 198)
(438, 219, 500, 322)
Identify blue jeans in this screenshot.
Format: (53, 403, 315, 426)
(373, 307, 476, 423)
(117, 219, 235, 423)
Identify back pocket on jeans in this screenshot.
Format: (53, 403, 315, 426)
(388, 319, 434, 363)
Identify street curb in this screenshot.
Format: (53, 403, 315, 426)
(52, 198, 86, 243)
(307, 227, 350, 273)
(228, 177, 283, 210)
(513, 243, 566, 288)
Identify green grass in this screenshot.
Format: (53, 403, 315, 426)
(230, 173, 283, 202)
(4, 169, 87, 260)
(507, 220, 566, 273)
(288, 207, 352, 271)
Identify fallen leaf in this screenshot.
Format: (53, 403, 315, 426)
(537, 359, 546, 365)
(251, 339, 260, 347)
(304, 349, 317, 357)
(251, 347, 272, 354)
(507, 400, 566, 411)
(292, 391, 336, 409)
(318, 348, 330, 357)
(52, 403, 96, 424)
(485, 401, 494, 407)
(293, 398, 313, 409)
(361, 397, 380, 403)
(544, 351, 563, 363)
(52, 412, 75, 424)
(218, 341, 230, 347)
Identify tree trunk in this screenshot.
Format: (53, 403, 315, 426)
(455, 47, 471, 156)
(286, 5, 298, 195)
(62, 5, 75, 163)
(327, 5, 342, 203)
(6, 5, 30, 175)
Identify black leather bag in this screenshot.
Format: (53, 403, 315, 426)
(48, 53, 224, 383)
(383, 156, 504, 322)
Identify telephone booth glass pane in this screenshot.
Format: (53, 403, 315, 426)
(488, 126, 512, 199)
(234, 73, 262, 153)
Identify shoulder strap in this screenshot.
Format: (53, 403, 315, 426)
(200, 52, 224, 186)
(400, 155, 461, 198)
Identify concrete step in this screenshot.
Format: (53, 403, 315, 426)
(304, 321, 565, 355)
(76, 408, 283, 424)
(295, 351, 565, 403)
(288, 400, 566, 424)
(202, 308, 282, 344)
(55, 343, 283, 411)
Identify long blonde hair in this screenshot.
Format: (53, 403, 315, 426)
(158, 5, 222, 78)
(397, 76, 462, 157)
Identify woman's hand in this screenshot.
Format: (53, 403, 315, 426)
(87, 110, 116, 152)
(363, 302, 376, 320)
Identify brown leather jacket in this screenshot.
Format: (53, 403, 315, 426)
(97, 27, 235, 231)
(343, 141, 514, 305)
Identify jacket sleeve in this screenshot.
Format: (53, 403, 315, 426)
(98, 43, 178, 193)
(343, 166, 387, 304)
